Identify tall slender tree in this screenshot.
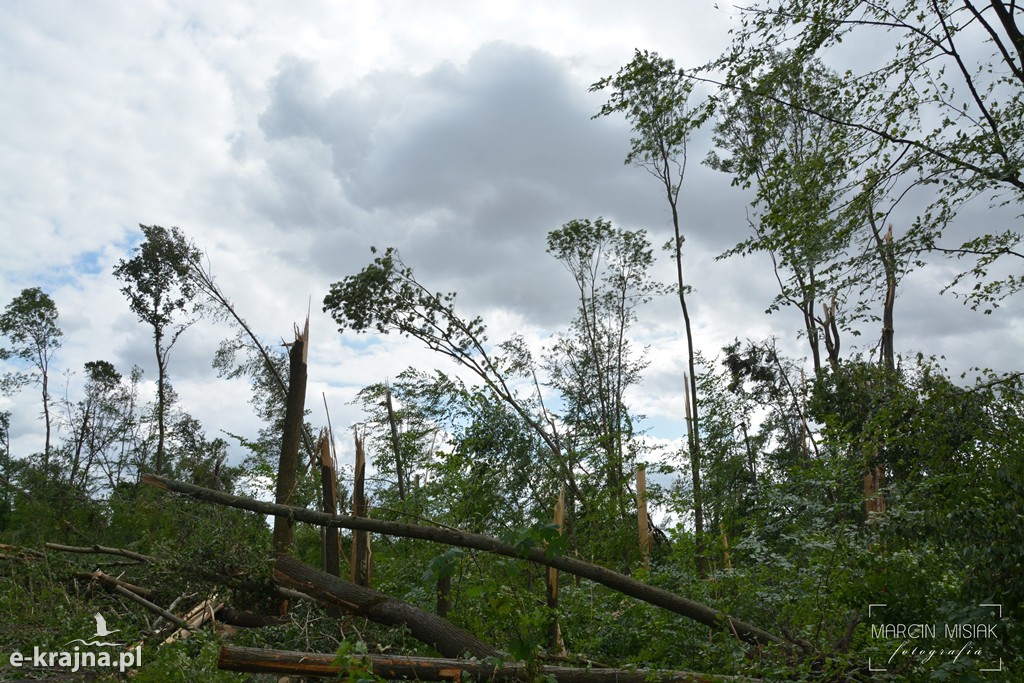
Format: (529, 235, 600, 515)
(0, 287, 63, 465)
(544, 218, 658, 512)
(113, 225, 203, 474)
(592, 51, 712, 574)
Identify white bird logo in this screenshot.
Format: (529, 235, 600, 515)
(65, 612, 123, 647)
(93, 612, 120, 638)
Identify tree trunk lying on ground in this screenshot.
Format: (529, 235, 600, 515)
(218, 645, 764, 682)
(45, 542, 153, 563)
(275, 555, 498, 659)
(142, 473, 786, 650)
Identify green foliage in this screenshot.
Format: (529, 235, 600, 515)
(0, 286, 63, 460)
(591, 50, 712, 172)
(545, 218, 657, 507)
(113, 225, 206, 474)
(716, 0, 1024, 311)
(332, 639, 386, 682)
(0, 286, 63, 382)
(133, 629, 244, 683)
(112, 225, 204, 339)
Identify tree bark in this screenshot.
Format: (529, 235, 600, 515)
(155, 330, 166, 475)
(273, 330, 307, 558)
(317, 430, 340, 577)
(351, 429, 370, 587)
(142, 473, 787, 649)
(219, 645, 763, 681)
(45, 542, 154, 563)
(385, 385, 407, 501)
(275, 555, 498, 659)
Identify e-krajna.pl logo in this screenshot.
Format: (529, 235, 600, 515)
(7, 612, 142, 674)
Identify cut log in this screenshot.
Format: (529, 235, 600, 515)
(274, 555, 498, 659)
(218, 645, 763, 681)
(142, 473, 787, 650)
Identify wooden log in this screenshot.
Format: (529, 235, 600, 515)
(218, 645, 763, 682)
(75, 571, 153, 598)
(141, 473, 787, 649)
(45, 542, 153, 563)
(274, 555, 498, 659)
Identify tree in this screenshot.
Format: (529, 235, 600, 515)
(715, 1, 1024, 313)
(0, 287, 63, 464)
(544, 218, 658, 513)
(113, 225, 203, 474)
(710, 55, 855, 373)
(592, 51, 712, 574)
(0, 410, 10, 532)
(59, 360, 123, 492)
(323, 247, 583, 505)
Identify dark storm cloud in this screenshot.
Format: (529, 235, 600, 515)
(253, 42, 672, 327)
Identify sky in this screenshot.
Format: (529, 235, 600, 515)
(1, 1, 1022, 476)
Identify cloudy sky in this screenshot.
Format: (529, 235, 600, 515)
(2, 2, 1021, 470)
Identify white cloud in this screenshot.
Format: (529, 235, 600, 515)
(1, 1, 1019, 470)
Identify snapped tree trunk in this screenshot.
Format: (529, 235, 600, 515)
(385, 385, 407, 501)
(273, 327, 308, 558)
(547, 488, 566, 653)
(351, 429, 371, 587)
(317, 430, 340, 577)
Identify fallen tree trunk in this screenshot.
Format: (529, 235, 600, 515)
(76, 570, 153, 598)
(142, 473, 786, 649)
(45, 542, 153, 563)
(89, 569, 191, 631)
(275, 555, 498, 659)
(218, 645, 763, 682)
